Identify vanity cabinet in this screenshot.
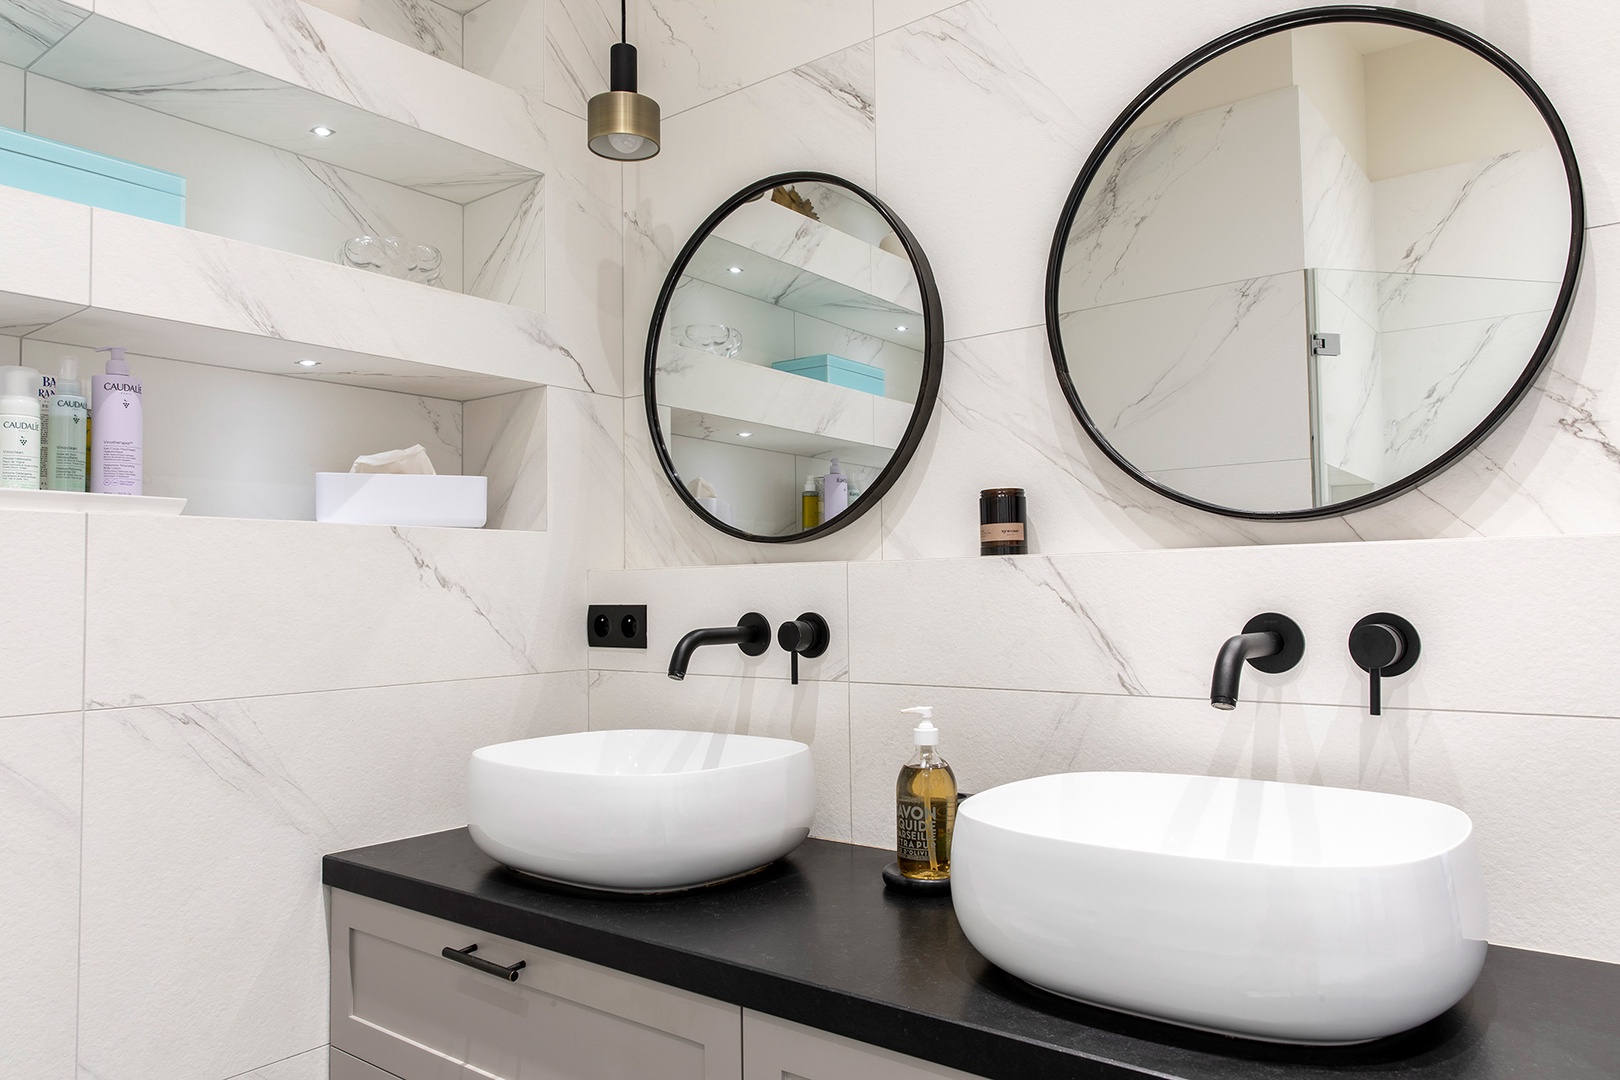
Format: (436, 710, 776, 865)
(329, 890, 743, 1080)
(743, 1012, 984, 1080)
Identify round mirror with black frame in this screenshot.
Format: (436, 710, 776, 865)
(1046, 6, 1584, 520)
(646, 172, 943, 541)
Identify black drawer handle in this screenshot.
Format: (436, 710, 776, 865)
(442, 944, 526, 982)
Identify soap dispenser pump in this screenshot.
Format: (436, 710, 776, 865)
(894, 705, 957, 882)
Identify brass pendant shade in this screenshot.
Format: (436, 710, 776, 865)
(588, 42, 661, 161)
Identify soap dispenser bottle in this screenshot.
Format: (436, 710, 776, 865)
(90, 346, 142, 496)
(895, 706, 957, 881)
(823, 458, 849, 520)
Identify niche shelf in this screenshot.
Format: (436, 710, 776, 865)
(2, 0, 544, 203)
(0, 185, 599, 400)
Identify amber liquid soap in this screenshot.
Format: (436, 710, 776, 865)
(895, 706, 957, 880)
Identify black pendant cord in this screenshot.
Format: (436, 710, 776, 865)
(621, 0, 627, 43)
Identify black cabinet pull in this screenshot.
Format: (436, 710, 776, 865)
(441, 944, 526, 982)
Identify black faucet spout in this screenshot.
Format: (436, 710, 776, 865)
(668, 612, 771, 679)
(1210, 632, 1281, 710)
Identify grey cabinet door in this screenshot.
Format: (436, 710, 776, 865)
(742, 1011, 987, 1080)
(330, 890, 743, 1080)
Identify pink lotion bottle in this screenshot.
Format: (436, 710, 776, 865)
(89, 346, 143, 496)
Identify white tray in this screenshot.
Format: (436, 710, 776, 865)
(315, 472, 487, 528)
(0, 488, 186, 515)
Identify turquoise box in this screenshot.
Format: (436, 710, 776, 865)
(0, 126, 185, 226)
(771, 354, 886, 397)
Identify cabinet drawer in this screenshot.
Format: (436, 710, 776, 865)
(743, 1011, 986, 1080)
(330, 890, 742, 1080)
(331, 1048, 403, 1080)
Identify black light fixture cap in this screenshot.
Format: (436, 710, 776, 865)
(611, 42, 637, 92)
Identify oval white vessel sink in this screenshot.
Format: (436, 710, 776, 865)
(952, 772, 1487, 1044)
(468, 729, 815, 893)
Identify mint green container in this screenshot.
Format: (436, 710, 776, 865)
(0, 126, 185, 225)
(771, 354, 886, 397)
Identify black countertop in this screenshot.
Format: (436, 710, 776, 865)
(324, 830, 1620, 1080)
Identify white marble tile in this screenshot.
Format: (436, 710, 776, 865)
(76, 673, 586, 1080)
(588, 558, 849, 680)
(83, 515, 576, 708)
(0, 711, 80, 1080)
(847, 683, 1620, 962)
(465, 0, 547, 100)
(25, 72, 468, 292)
(21, 340, 463, 521)
(228, 1046, 329, 1080)
(541, 0, 614, 117)
(1298, 88, 1376, 274)
(625, 394, 885, 566)
(0, 511, 84, 717)
(0, 59, 21, 128)
(875, 0, 954, 35)
(0, 0, 88, 68)
(589, 669, 852, 842)
(849, 533, 1620, 720)
(465, 176, 545, 309)
(359, 0, 463, 65)
(0, 185, 90, 325)
(623, 41, 876, 396)
(632, 0, 873, 118)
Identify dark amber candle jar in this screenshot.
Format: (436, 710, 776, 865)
(979, 488, 1028, 555)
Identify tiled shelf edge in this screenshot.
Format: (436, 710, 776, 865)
(0, 186, 609, 401)
(6, 0, 547, 203)
(0, 488, 185, 515)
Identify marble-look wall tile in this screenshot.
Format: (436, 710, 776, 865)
(465, 176, 546, 309)
(542, 0, 615, 117)
(21, 341, 463, 521)
(846, 683, 1620, 962)
(0, 0, 88, 68)
(25, 72, 468, 290)
(589, 559, 849, 680)
(84, 515, 574, 708)
(0, 184, 90, 332)
(847, 534, 1620, 720)
(76, 673, 586, 1080)
(1298, 89, 1376, 273)
(590, 669, 852, 842)
(465, 0, 548, 99)
(632, 0, 873, 117)
(624, 41, 875, 399)
(228, 1046, 328, 1080)
(0, 58, 22, 128)
(0, 511, 84, 718)
(360, 0, 464, 65)
(0, 711, 80, 1080)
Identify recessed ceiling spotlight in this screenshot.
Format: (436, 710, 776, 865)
(727, 266, 744, 274)
(310, 125, 336, 138)
(296, 358, 321, 367)
(737, 431, 753, 438)
(895, 324, 909, 332)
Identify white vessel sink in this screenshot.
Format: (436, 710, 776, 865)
(467, 729, 815, 893)
(951, 772, 1487, 1044)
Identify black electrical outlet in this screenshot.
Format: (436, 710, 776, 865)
(587, 605, 647, 649)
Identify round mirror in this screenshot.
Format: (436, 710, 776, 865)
(1047, 8, 1583, 519)
(647, 173, 942, 540)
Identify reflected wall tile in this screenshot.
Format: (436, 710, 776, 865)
(0, 510, 84, 718)
(624, 41, 876, 395)
(589, 670, 852, 842)
(847, 683, 1620, 962)
(85, 516, 572, 708)
(588, 560, 849, 680)
(633, 0, 873, 117)
(624, 396, 884, 566)
(77, 673, 587, 1080)
(0, 712, 80, 1080)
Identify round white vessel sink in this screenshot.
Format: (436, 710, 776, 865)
(468, 729, 814, 893)
(952, 772, 1487, 1045)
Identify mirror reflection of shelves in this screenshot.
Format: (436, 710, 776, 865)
(0, 0, 547, 309)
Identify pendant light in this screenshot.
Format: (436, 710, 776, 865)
(588, 0, 661, 161)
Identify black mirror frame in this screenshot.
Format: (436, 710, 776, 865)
(645, 171, 945, 542)
(1044, 5, 1586, 522)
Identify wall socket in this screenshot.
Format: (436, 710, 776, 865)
(587, 605, 647, 649)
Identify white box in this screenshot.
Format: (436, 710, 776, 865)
(315, 473, 487, 528)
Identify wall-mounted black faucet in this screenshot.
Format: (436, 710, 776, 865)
(667, 613, 771, 680)
(1211, 613, 1304, 710)
(1348, 613, 1420, 715)
(777, 612, 829, 685)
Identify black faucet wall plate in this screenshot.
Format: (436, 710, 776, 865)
(1242, 613, 1305, 673)
(587, 605, 648, 649)
(1349, 612, 1420, 715)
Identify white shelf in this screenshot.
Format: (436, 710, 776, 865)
(0, 185, 606, 401)
(684, 200, 926, 349)
(658, 346, 913, 460)
(3, 0, 544, 203)
(0, 487, 185, 515)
